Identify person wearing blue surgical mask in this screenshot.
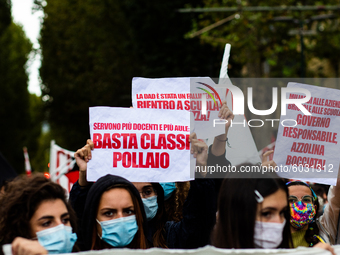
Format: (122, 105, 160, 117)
(159, 182, 176, 200)
(72, 132, 225, 249)
(78, 174, 148, 250)
(0, 174, 78, 255)
(132, 182, 167, 248)
(133, 183, 159, 221)
(131, 132, 223, 249)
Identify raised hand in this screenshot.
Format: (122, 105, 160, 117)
(261, 150, 277, 168)
(74, 139, 94, 186)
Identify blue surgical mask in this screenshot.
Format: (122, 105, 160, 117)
(142, 196, 158, 221)
(96, 215, 138, 248)
(36, 224, 77, 254)
(159, 182, 176, 200)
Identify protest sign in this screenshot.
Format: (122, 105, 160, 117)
(131, 77, 225, 139)
(49, 140, 78, 194)
(87, 107, 194, 182)
(273, 83, 340, 185)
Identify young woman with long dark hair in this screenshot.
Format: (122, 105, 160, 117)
(212, 169, 292, 249)
(71, 134, 219, 249)
(0, 174, 78, 255)
(70, 101, 234, 249)
(77, 174, 148, 250)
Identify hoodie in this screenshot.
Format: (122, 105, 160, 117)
(77, 174, 147, 251)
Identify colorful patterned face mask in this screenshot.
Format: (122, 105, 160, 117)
(290, 201, 316, 230)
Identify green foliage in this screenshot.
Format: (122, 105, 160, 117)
(32, 129, 52, 173)
(40, 0, 221, 150)
(0, 0, 11, 35)
(0, 21, 32, 173)
(190, 0, 340, 78)
(40, 0, 136, 150)
(186, 0, 340, 149)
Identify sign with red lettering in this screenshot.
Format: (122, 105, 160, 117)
(273, 83, 340, 185)
(87, 107, 194, 182)
(132, 77, 226, 139)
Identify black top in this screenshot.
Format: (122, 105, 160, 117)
(70, 145, 231, 249)
(75, 174, 146, 251)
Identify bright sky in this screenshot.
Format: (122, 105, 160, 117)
(11, 0, 43, 96)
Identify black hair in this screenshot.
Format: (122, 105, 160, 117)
(150, 183, 167, 248)
(212, 164, 292, 248)
(80, 174, 148, 251)
(0, 174, 77, 244)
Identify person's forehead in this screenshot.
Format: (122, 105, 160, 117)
(99, 188, 133, 209)
(288, 185, 312, 196)
(262, 189, 287, 208)
(132, 182, 152, 191)
(32, 199, 68, 218)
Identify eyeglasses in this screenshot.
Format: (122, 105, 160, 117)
(288, 195, 314, 204)
(139, 187, 157, 199)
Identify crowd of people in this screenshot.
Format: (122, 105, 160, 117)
(0, 102, 339, 255)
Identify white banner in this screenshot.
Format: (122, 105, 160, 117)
(4, 245, 333, 255)
(49, 140, 78, 194)
(273, 83, 340, 185)
(87, 107, 195, 182)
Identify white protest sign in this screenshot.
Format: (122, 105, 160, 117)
(273, 83, 340, 185)
(131, 77, 225, 139)
(87, 107, 195, 182)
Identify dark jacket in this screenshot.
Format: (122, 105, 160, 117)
(73, 174, 147, 251)
(70, 146, 231, 249)
(164, 178, 217, 248)
(162, 145, 231, 248)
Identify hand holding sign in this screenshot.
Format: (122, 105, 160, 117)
(190, 133, 208, 165)
(218, 100, 234, 135)
(261, 150, 277, 168)
(189, 132, 208, 178)
(11, 237, 48, 255)
(212, 101, 234, 156)
(74, 139, 94, 186)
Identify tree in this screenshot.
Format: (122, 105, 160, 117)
(0, 0, 11, 36)
(0, 21, 32, 173)
(39, 0, 221, 151)
(188, 0, 340, 149)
